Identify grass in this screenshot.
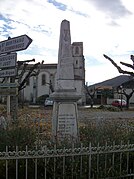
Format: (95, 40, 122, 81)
(0, 104, 134, 147)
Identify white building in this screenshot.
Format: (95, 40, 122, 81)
(21, 42, 86, 105)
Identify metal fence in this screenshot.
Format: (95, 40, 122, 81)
(0, 142, 133, 179)
(0, 112, 134, 178)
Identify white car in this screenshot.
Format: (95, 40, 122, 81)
(44, 98, 54, 106)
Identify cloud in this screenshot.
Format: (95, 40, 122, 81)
(47, 0, 67, 11)
(85, 0, 132, 19)
(0, 0, 134, 84)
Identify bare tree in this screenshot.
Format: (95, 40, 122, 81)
(103, 54, 134, 76)
(14, 59, 44, 92)
(1, 59, 44, 109)
(103, 54, 134, 108)
(85, 85, 96, 108)
(18, 60, 44, 106)
(17, 60, 44, 91)
(118, 88, 134, 109)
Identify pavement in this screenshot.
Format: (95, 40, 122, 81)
(78, 106, 134, 121)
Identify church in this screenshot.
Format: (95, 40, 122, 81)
(20, 42, 86, 105)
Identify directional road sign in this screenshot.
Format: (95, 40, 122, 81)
(0, 83, 18, 96)
(0, 88, 18, 96)
(0, 68, 16, 78)
(0, 34, 32, 55)
(0, 53, 17, 69)
(0, 83, 18, 88)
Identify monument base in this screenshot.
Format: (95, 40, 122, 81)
(52, 101, 79, 142)
(51, 90, 81, 142)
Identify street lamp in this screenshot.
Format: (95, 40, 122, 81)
(120, 85, 123, 111)
(33, 76, 37, 104)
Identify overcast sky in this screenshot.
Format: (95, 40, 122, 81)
(0, 0, 134, 84)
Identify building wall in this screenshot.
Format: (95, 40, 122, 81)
(37, 71, 51, 97)
(23, 65, 57, 102)
(72, 42, 86, 104)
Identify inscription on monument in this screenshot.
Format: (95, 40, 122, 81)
(57, 103, 78, 138)
(58, 114, 75, 133)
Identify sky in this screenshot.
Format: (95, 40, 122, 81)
(0, 0, 134, 85)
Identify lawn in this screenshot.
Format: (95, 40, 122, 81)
(0, 104, 134, 147)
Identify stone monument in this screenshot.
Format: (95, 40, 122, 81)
(50, 20, 81, 142)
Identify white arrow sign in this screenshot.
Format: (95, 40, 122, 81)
(0, 53, 17, 69)
(0, 34, 32, 55)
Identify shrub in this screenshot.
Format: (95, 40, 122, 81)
(97, 105, 120, 111)
(0, 119, 36, 151)
(79, 119, 134, 146)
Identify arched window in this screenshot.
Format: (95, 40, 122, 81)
(75, 46, 79, 55)
(42, 74, 46, 85)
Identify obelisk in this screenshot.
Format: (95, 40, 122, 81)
(51, 20, 81, 142)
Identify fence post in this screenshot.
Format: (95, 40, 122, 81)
(127, 141, 130, 174)
(63, 147, 65, 179)
(6, 146, 8, 179)
(80, 143, 83, 177)
(44, 146, 47, 179)
(72, 143, 74, 179)
(25, 146, 28, 179)
(16, 146, 18, 179)
(53, 145, 57, 179)
(89, 142, 92, 179)
(35, 146, 38, 179)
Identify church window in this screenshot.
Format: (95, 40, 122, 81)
(75, 46, 79, 55)
(42, 74, 46, 85)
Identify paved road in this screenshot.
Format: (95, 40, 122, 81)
(78, 108, 134, 121)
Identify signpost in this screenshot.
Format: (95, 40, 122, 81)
(0, 34, 32, 55)
(0, 34, 33, 119)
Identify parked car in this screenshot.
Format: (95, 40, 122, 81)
(112, 99, 127, 107)
(44, 98, 54, 106)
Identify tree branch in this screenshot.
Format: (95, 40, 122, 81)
(18, 62, 40, 91)
(103, 54, 134, 76)
(120, 61, 134, 70)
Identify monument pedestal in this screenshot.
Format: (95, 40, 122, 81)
(51, 90, 81, 142)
